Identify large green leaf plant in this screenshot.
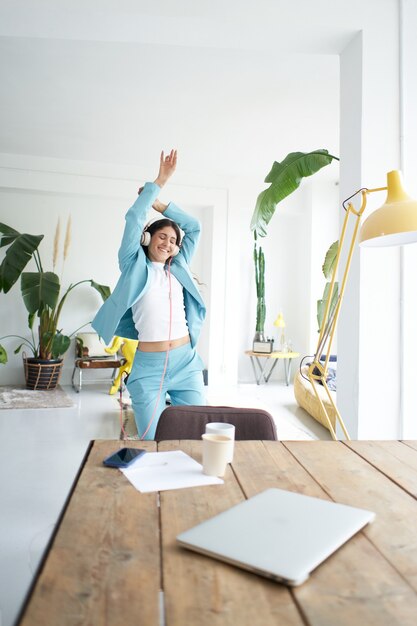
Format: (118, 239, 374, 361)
(250, 149, 339, 337)
(0, 220, 110, 363)
(317, 240, 339, 333)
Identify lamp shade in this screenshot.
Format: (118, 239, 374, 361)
(273, 312, 285, 328)
(359, 170, 417, 247)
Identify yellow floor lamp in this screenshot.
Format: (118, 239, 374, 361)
(309, 170, 417, 440)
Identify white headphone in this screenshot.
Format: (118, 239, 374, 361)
(141, 222, 181, 257)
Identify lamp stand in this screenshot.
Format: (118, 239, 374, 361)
(308, 185, 386, 440)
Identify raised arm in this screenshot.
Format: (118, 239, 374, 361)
(149, 151, 201, 263)
(118, 149, 177, 269)
(163, 204, 201, 264)
(152, 149, 177, 214)
(154, 149, 177, 190)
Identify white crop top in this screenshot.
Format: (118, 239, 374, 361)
(131, 262, 189, 341)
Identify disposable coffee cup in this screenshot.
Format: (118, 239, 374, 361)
(202, 434, 232, 477)
(205, 422, 235, 463)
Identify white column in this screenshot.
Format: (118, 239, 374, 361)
(338, 4, 403, 438)
(338, 32, 363, 439)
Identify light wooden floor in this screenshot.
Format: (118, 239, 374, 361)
(0, 381, 329, 626)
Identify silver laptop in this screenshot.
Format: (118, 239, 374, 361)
(177, 488, 375, 586)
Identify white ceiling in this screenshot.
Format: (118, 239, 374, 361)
(0, 0, 382, 52)
(0, 0, 396, 181)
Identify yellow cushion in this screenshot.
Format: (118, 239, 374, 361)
(294, 366, 336, 431)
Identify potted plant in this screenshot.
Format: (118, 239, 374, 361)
(250, 149, 339, 347)
(0, 218, 110, 389)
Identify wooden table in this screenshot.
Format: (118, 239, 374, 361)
(245, 350, 300, 385)
(18, 440, 417, 626)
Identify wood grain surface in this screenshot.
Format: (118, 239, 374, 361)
(18, 440, 417, 626)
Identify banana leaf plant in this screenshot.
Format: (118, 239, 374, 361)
(0, 221, 110, 363)
(317, 240, 339, 333)
(250, 149, 339, 338)
(251, 149, 339, 236)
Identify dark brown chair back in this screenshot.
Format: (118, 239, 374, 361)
(154, 405, 278, 441)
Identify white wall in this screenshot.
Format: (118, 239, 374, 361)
(0, 37, 339, 188)
(338, 32, 364, 438)
(400, 0, 417, 439)
(339, 21, 402, 440)
(338, 0, 417, 439)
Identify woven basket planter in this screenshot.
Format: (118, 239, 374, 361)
(23, 357, 64, 390)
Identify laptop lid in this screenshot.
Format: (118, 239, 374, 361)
(177, 488, 375, 586)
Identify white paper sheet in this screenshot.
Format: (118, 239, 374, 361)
(120, 450, 223, 493)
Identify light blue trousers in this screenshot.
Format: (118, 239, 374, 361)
(126, 342, 206, 440)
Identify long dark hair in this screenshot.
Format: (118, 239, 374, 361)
(141, 218, 182, 258)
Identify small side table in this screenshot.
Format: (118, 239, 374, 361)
(245, 350, 300, 386)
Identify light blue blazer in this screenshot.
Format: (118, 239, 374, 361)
(92, 182, 206, 347)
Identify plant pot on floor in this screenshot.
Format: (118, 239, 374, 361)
(23, 357, 64, 390)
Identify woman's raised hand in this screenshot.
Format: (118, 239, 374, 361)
(154, 149, 177, 187)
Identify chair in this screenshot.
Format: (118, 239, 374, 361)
(71, 332, 125, 393)
(154, 405, 278, 441)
